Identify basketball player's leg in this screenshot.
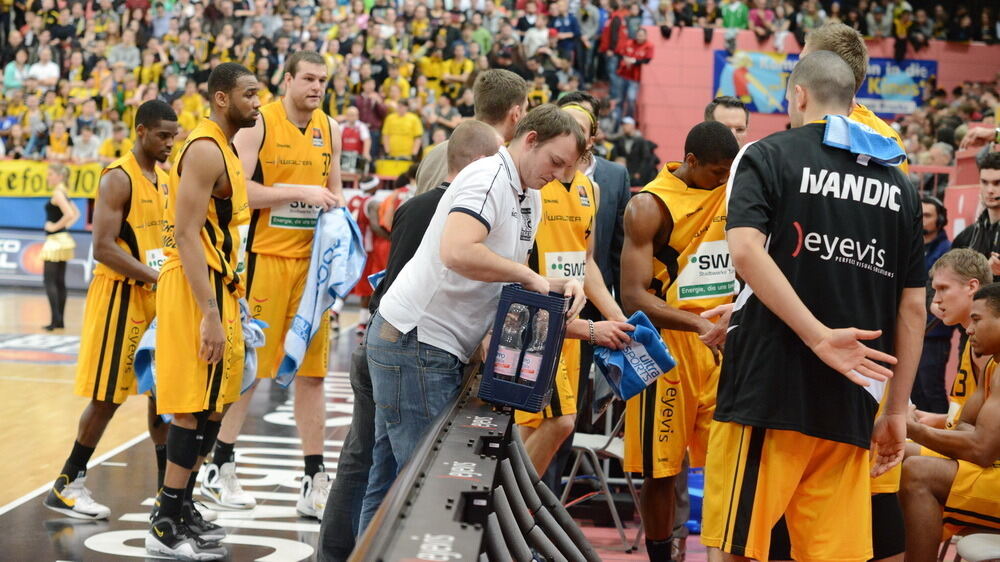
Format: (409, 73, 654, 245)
(898, 455, 959, 560)
(520, 341, 581, 475)
(47, 276, 154, 519)
(204, 254, 289, 509)
(286, 259, 332, 520)
(524, 414, 577, 476)
(43, 399, 121, 519)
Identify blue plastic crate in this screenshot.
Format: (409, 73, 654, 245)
(478, 284, 569, 412)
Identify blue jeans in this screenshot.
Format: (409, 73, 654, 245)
(318, 343, 373, 562)
(620, 78, 640, 120)
(357, 312, 465, 534)
(607, 54, 623, 101)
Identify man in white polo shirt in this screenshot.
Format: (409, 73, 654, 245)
(358, 104, 589, 533)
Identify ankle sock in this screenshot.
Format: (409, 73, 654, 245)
(59, 441, 96, 484)
(304, 455, 325, 479)
(157, 485, 184, 519)
(645, 538, 674, 562)
(213, 440, 235, 466)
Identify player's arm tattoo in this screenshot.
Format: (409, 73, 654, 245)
(207, 298, 218, 311)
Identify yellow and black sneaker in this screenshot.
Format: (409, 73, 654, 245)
(43, 474, 111, 520)
(146, 516, 226, 561)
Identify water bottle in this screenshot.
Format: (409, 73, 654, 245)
(517, 310, 549, 383)
(493, 304, 529, 381)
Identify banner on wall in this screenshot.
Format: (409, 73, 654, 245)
(0, 160, 104, 199)
(0, 228, 94, 289)
(712, 50, 937, 116)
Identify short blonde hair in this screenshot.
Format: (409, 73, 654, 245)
(930, 249, 993, 287)
(805, 23, 868, 93)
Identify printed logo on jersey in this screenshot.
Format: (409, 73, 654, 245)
(269, 183, 323, 229)
(577, 185, 591, 207)
(312, 127, 324, 147)
(791, 221, 894, 278)
(545, 251, 586, 280)
(798, 166, 902, 212)
(519, 207, 533, 242)
(674, 240, 735, 300)
(145, 248, 166, 271)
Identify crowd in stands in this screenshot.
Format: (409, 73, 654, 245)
(0, 0, 997, 185)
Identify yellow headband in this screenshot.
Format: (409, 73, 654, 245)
(561, 103, 597, 136)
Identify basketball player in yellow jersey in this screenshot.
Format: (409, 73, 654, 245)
(147, 63, 259, 561)
(908, 250, 992, 449)
(43, 100, 177, 521)
(620, 121, 739, 562)
(515, 104, 632, 477)
(901, 284, 1000, 559)
(208, 51, 343, 519)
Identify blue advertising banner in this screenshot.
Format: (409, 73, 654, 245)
(712, 50, 937, 116)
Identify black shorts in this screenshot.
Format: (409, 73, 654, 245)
(768, 493, 905, 560)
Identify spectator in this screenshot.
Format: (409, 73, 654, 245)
(455, 87, 476, 118)
(107, 29, 142, 71)
(442, 43, 474, 100)
(749, 0, 776, 42)
(524, 14, 550, 60)
(380, 100, 423, 176)
(616, 27, 654, 122)
(27, 46, 60, 88)
(613, 116, 658, 185)
(920, 141, 954, 197)
(427, 94, 461, 137)
(915, 195, 952, 414)
(953, 153, 1000, 275)
(797, 0, 827, 34)
(71, 125, 102, 162)
(98, 122, 134, 165)
(4, 48, 29, 91)
(549, 0, 581, 64)
(722, 0, 749, 29)
(354, 78, 387, 159)
(45, 119, 71, 161)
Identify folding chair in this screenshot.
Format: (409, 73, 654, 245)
(559, 410, 644, 552)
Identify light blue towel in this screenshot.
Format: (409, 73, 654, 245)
(134, 298, 268, 422)
(823, 114, 906, 167)
(276, 207, 367, 387)
(593, 311, 677, 401)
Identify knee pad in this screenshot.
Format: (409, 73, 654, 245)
(200, 420, 221, 457)
(166, 424, 200, 470)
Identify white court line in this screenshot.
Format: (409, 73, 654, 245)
(0, 431, 149, 517)
(0, 375, 73, 384)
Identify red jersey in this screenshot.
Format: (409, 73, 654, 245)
(616, 39, 654, 82)
(341, 122, 366, 154)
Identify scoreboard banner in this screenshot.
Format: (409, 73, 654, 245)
(712, 50, 937, 117)
(0, 160, 104, 198)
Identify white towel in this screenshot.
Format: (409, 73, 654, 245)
(276, 207, 366, 387)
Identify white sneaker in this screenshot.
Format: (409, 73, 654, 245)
(200, 462, 256, 509)
(43, 475, 111, 520)
(194, 501, 218, 522)
(296, 473, 331, 520)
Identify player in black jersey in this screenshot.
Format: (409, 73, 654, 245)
(701, 51, 926, 562)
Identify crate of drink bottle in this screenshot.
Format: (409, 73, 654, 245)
(478, 284, 569, 413)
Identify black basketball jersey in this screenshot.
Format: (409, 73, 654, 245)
(716, 122, 925, 449)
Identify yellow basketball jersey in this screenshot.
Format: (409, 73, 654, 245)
(94, 152, 169, 285)
(947, 341, 978, 429)
(530, 171, 596, 280)
(643, 162, 735, 314)
(849, 104, 909, 174)
(248, 100, 334, 258)
(162, 119, 251, 293)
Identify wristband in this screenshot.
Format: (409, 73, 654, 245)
(588, 319, 596, 346)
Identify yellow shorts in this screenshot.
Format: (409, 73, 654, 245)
(702, 421, 873, 562)
(245, 252, 330, 379)
(75, 274, 156, 404)
(919, 445, 950, 459)
(623, 329, 717, 477)
(514, 339, 581, 428)
(943, 459, 1000, 538)
(154, 266, 244, 414)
